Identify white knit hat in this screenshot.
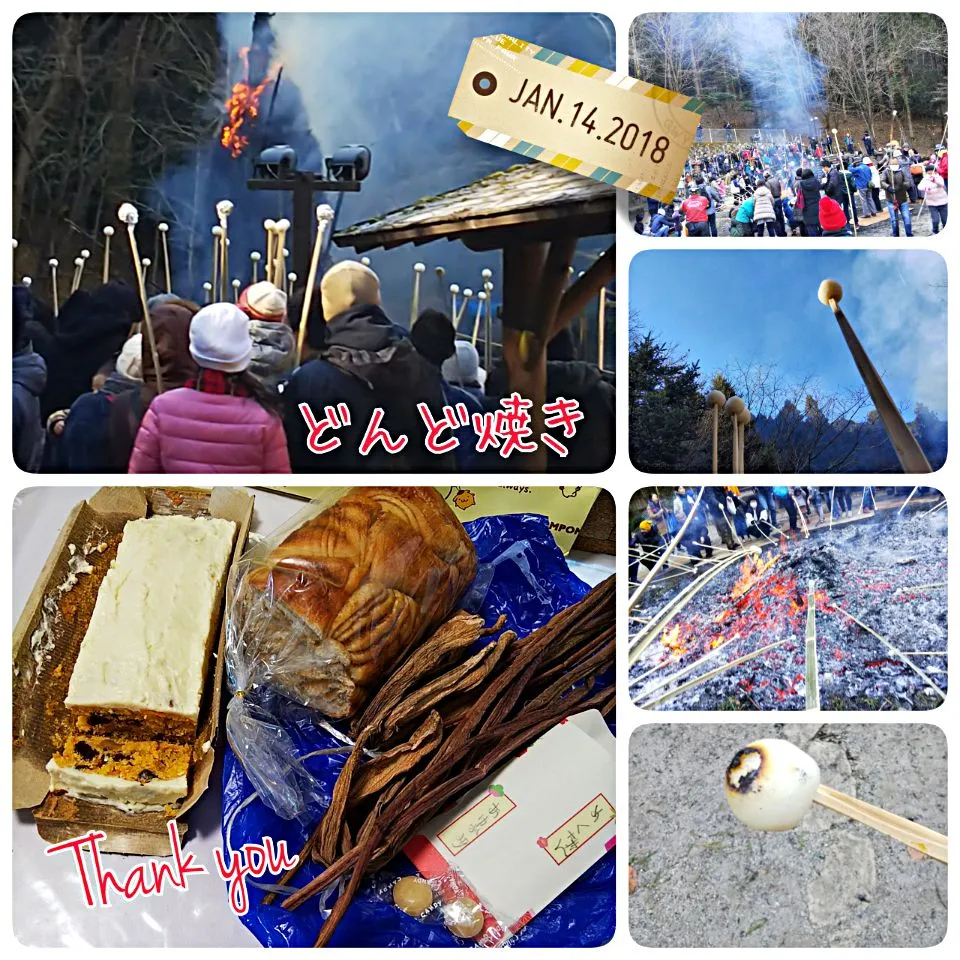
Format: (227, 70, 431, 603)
(320, 260, 381, 320)
(441, 340, 486, 388)
(239, 280, 287, 321)
(189, 302, 253, 373)
(116, 334, 143, 381)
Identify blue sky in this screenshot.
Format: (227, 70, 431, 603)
(629, 250, 948, 417)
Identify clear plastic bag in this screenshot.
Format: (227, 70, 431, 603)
(371, 867, 519, 947)
(223, 487, 477, 819)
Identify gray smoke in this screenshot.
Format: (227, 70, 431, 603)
(722, 13, 825, 132)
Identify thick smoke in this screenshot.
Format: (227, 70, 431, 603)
(150, 12, 615, 324)
(722, 13, 826, 132)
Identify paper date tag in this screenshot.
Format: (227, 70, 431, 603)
(448, 34, 702, 202)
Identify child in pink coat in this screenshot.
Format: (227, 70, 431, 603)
(129, 302, 291, 473)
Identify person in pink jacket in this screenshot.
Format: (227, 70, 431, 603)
(128, 302, 291, 473)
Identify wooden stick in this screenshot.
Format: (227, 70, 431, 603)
(640, 637, 790, 709)
(250, 251, 261, 284)
(805, 581, 819, 710)
(894, 582, 947, 592)
(295, 205, 335, 365)
(627, 487, 705, 616)
(202, 282, 212, 304)
(158, 222, 171, 293)
(118, 203, 164, 394)
(833, 604, 945, 701)
(450, 284, 460, 322)
(814, 784, 947, 863)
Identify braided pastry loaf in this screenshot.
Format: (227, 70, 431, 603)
(242, 488, 476, 718)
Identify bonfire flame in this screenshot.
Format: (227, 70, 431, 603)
(731, 551, 778, 600)
(220, 47, 281, 158)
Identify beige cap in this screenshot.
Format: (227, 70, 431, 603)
(320, 260, 381, 320)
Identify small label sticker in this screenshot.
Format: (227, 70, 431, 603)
(538, 793, 616, 865)
(437, 786, 517, 857)
(449, 34, 701, 202)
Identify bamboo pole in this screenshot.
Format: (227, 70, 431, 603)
(410, 262, 425, 326)
(597, 285, 607, 370)
(819, 279, 932, 472)
(640, 638, 790, 709)
(49, 259, 59, 317)
(216, 200, 233, 302)
(295, 204, 335, 365)
(832, 128, 858, 236)
(897, 486, 919, 515)
(833, 604, 945, 702)
(805, 581, 819, 710)
(158, 222, 171, 293)
(627, 488, 705, 616)
(211, 226, 222, 297)
(633, 631, 747, 699)
(102, 225, 114, 283)
(118, 203, 164, 394)
(470, 293, 487, 346)
(629, 550, 748, 665)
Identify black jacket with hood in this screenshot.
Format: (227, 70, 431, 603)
(283, 304, 454, 471)
(37, 281, 138, 419)
(12, 285, 47, 472)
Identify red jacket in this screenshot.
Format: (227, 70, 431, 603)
(938, 152, 948, 179)
(680, 195, 710, 223)
(128, 387, 291, 473)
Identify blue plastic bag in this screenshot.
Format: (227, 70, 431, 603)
(221, 513, 614, 947)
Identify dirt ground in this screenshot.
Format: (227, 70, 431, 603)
(629, 723, 947, 948)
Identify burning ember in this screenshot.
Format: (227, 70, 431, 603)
(220, 47, 281, 158)
(632, 506, 947, 711)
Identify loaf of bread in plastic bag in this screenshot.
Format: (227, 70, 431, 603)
(242, 487, 476, 718)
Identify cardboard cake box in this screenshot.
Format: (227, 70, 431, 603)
(11, 486, 254, 856)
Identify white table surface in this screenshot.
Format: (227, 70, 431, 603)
(12, 486, 614, 947)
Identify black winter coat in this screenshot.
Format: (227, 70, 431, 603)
(282, 304, 455, 472)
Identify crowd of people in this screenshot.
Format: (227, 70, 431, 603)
(629, 485, 878, 577)
(634, 129, 948, 238)
(12, 260, 615, 474)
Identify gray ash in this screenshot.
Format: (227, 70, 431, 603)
(630, 508, 947, 711)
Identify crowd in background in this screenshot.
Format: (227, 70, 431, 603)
(634, 130, 948, 238)
(629, 485, 884, 578)
(13, 262, 615, 474)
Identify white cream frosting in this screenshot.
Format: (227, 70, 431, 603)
(65, 515, 237, 720)
(46, 758, 188, 813)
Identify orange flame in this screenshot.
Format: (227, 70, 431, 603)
(730, 551, 778, 600)
(220, 47, 281, 158)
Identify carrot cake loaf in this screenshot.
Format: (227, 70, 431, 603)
(46, 514, 236, 812)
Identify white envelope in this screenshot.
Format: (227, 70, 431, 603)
(405, 708, 615, 946)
